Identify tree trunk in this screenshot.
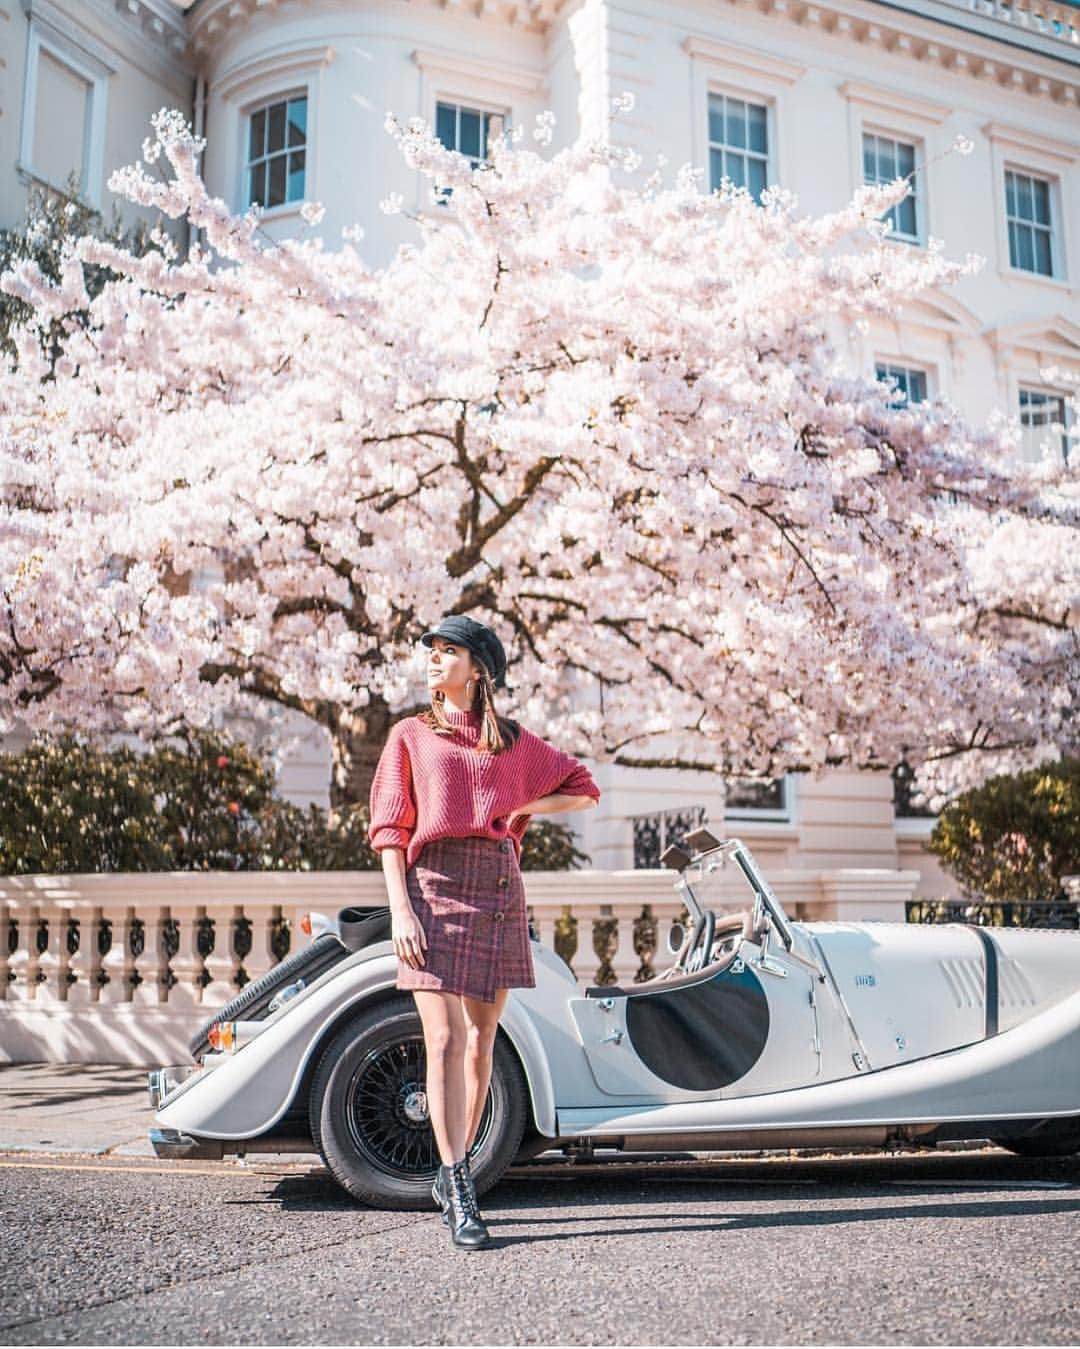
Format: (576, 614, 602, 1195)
(327, 700, 402, 813)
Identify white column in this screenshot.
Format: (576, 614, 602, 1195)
(65, 907, 98, 1005)
(35, 902, 67, 1003)
(608, 903, 641, 986)
(7, 902, 39, 1002)
(132, 906, 168, 1006)
(240, 908, 277, 985)
(98, 906, 135, 1003)
(201, 904, 240, 1007)
(167, 909, 206, 1010)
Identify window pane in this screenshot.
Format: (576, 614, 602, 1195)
(267, 101, 286, 154)
(1032, 177, 1050, 225)
(249, 108, 266, 162)
(287, 97, 307, 146)
(909, 370, 927, 403)
(1034, 228, 1052, 275)
(896, 196, 917, 237)
(436, 102, 456, 150)
(33, 49, 90, 189)
(459, 109, 481, 160)
(863, 134, 877, 181)
(1016, 174, 1033, 222)
(287, 149, 305, 201)
(1005, 171, 1017, 217)
(1007, 218, 1020, 268)
(247, 160, 265, 208)
(709, 146, 724, 192)
(747, 102, 767, 154)
(878, 138, 896, 181)
(748, 156, 766, 202)
(727, 153, 746, 189)
(726, 98, 746, 149)
(267, 153, 286, 207)
(897, 141, 915, 176)
(1016, 223, 1034, 272)
(708, 94, 724, 144)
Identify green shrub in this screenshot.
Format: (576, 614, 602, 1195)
(0, 728, 590, 873)
(926, 757, 1080, 902)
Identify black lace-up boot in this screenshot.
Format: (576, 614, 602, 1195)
(440, 1158, 490, 1249)
(432, 1164, 451, 1224)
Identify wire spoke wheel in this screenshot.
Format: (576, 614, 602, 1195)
(344, 1035, 494, 1178)
(310, 997, 527, 1208)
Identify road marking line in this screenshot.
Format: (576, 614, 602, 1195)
(887, 1179, 1071, 1189)
(0, 1159, 270, 1178)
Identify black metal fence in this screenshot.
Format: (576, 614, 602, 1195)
(907, 898, 1079, 930)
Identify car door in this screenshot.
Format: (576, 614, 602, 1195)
(568, 938, 822, 1103)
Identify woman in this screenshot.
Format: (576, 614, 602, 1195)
(367, 615, 600, 1250)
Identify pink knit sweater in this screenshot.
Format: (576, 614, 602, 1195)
(367, 708, 600, 868)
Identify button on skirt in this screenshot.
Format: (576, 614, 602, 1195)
(397, 835, 536, 1004)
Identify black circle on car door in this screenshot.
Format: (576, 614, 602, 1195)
(624, 964, 770, 1091)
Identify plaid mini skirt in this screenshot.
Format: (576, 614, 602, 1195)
(397, 835, 536, 1004)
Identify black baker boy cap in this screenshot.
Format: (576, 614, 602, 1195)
(421, 615, 508, 689)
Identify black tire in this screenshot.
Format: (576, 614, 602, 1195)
(309, 996, 529, 1210)
(992, 1132, 1080, 1158)
(188, 931, 349, 1058)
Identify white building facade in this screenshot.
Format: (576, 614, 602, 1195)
(2, 0, 1078, 898)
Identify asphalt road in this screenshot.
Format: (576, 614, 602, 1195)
(1, 1148, 1077, 1346)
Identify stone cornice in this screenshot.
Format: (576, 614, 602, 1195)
(838, 77, 951, 124)
(215, 40, 335, 98)
(981, 117, 1080, 163)
(682, 34, 807, 85)
(412, 44, 545, 94)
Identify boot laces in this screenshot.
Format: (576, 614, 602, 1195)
(449, 1161, 481, 1220)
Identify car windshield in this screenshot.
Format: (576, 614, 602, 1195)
(681, 847, 755, 921)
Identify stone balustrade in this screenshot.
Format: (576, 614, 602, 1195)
(0, 864, 920, 1065)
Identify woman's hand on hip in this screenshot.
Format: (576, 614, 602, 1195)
(391, 906, 427, 969)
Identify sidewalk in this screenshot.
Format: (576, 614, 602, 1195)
(0, 1062, 161, 1157)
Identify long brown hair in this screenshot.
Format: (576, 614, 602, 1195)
(418, 661, 520, 753)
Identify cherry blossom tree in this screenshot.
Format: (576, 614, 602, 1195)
(1, 104, 1075, 809)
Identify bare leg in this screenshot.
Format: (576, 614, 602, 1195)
(461, 989, 509, 1154)
(412, 990, 468, 1163)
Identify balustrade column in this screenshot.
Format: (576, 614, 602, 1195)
(607, 904, 642, 986)
(132, 906, 169, 1007)
(7, 902, 39, 1002)
(573, 904, 604, 985)
(98, 906, 135, 1003)
(35, 902, 68, 1003)
(167, 909, 206, 1009)
(65, 907, 98, 1005)
(240, 908, 277, 985)
(528, 904, 559, 955)
(201, 904, 240, 1007)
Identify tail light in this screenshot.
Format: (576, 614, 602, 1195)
(300, 912, 312, 936)
(207, 1021, 236, 1052)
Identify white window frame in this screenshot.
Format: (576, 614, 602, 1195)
(214, 44, 333, 221)
(839, 81, 949, 252)
(706, 90, 771, 203)
(862, 129, 921, 245)
(1004, 166, 1058, 279)
(723, 774, 795, 825)
(243, 91, 309, 214)
(18, 5, 113, 206)
(874, 358, 933, 405)
(1016, 382, 1073, 464)
(983, 120, 1075, 291)
(431, 97, 507, 207)
(412, 48, 542, 217)
(683, 36, 802, 200)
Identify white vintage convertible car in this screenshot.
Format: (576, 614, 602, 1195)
(148, 830, 1080, 1207)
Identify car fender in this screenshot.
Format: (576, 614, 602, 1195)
(156, 946, 558, 1141)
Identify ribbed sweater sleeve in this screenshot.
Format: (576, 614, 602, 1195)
(367, 721, 417, 853)
(517, 729, 601, 803)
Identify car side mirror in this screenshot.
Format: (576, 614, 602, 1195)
(667, 921, 686, 955)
